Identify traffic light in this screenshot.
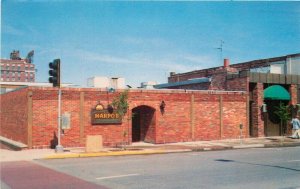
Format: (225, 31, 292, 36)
(49, 59, 60, 87)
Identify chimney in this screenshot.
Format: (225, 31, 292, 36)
(224, 59, 230, 68)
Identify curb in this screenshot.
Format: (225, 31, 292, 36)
(191, 146, 233, 152)
(233, 144, 265, 149)
(0, 136, 28, 151)
(43, 142, 300, 160)
(264, 142, 300, 148)
(44, 150, 167, 159)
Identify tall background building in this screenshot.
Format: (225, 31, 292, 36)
(1, 50, 35, 82)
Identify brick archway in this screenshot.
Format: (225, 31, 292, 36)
(132, 105, 156, 143)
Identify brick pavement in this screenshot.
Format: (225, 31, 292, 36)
(1, 161, 108, 189)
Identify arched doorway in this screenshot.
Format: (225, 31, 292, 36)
(132, 106, 156, 143)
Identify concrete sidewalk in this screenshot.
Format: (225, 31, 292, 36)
(1, 137, 300, 162)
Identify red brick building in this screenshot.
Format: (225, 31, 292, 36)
(0, 87, 247, 149)
(156, 54, 300, 137)
(1, 53, 299, 149)
(0, 50, 36, 83)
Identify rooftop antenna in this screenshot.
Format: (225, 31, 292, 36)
(216, 40, 224, 64)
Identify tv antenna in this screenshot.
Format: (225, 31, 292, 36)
(215, 40, 224, 63)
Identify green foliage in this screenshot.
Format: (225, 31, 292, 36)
(274, 102, 291, 135)
(274, 102, 291, 122)
(112, 90, 129, 118)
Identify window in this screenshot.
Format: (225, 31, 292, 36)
(17, 66, 21, 71)
(18, 77, 21, 81)
(6, 66, 9, 70)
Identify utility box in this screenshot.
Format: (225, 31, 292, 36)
(86, 135, 103, 152)
(61, 113, 71, 129)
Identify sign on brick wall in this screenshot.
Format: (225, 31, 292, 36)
(91, 103, 122, 125)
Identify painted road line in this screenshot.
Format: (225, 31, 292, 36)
(287, 160, 300, 162)
(96, 173, 140, 180)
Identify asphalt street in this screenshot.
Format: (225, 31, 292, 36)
(32, 146, 300, 189)
(1, 147, 300, 189)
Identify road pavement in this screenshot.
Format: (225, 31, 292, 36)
(33, 146, 300, 189)
(1, 137, 300, 189)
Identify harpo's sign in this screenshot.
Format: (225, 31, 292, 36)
(91, 103, 122, 125)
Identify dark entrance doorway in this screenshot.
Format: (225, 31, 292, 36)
(264, 100, 289, 136)
(132, 106, 156, 143)
(263, 85, 291, 136)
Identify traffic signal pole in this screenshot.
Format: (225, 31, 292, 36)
(48, 59, 63, 152)
(55, 88, 64, 153)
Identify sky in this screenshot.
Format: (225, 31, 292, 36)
(1, 1, 300, 87)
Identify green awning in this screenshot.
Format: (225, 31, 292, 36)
(264, 85, 291, 100)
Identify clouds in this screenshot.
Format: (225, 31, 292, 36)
(121, 36, 169, 48)
(2, 25, 24, 36)
(70, 48, 217, 73)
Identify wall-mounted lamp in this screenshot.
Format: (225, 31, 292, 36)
(160, 100, 166, 115)
(262, 103, 267, 113)
(108, 88, 115, 93)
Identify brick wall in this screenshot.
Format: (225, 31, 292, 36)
(0, 88, 29, 144)
(252, 83, 265, 137)
(1, 87, 248, 148)
(226, 77, 249, 91)
(289, 84, 298, 105)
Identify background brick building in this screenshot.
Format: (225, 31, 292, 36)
(156, 54, 300, 137)
(1, 50, 36, 83)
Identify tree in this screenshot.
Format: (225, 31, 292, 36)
(112, 90, 129, 149)
(274, 102, 291, 136)
(112, 90, 129, 118)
